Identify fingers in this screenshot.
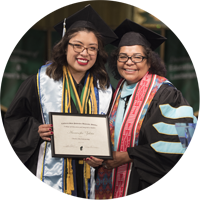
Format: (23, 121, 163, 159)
(89, 156, 104, 163)
(84, 156, 104, 168)
(38, 124, 53, 141)
(103, 160, 112, 170)
(84, 156, 114, 169)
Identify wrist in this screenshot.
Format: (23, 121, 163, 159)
(118, 151, 133, 165)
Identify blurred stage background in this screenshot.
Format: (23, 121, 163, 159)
(0, 0, 200, 127)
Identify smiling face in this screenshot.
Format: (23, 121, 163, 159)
(66, 30, 98, 83)
(117, 45, 150, 85)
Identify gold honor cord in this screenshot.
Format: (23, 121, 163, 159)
(62, 67, 74, 194)
(66, 67, 91, 114)
(90, 81, 97, 114)
(63, 67, 71, 113)
(62, 66, 97, 197)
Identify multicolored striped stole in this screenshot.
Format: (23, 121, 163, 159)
(109, 72, 166, 198)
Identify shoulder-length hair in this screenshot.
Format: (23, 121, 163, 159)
(46, 27, 109, 89)
(109, 45, 167, 80)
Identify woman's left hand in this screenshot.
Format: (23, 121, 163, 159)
(103, 151, 133, 170)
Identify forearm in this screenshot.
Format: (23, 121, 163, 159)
(104, 151, 133, 169)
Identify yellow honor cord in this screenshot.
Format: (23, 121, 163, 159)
(88, 99, 92, 114)
(66, 67, 91, 114)
(79, 160, 84, 164)
(63, 67, 71, 112)
(90, 77, 97, 114)
(81, 73, 91, 112)
(61, 66, 98, 196)
(85, 163, 91, 179)
(62, 67, 74, 194)
(66, 158, 74, 195)
(66, 67, 83, 113)
(84, 161, 91, 199)
(61, 72, 65, 112)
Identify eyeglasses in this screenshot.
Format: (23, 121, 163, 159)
(118, 54, 147, 63)
(68, 43, 99, 55)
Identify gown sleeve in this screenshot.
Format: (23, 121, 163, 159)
(4, 75, 43, 175)
(127, 83, 195, 192)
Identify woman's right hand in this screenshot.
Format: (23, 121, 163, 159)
(84, 156, 104, 168)
(103, 151, 133, 170)
(38, 124, 53, 141)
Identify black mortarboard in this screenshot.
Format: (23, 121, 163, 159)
(112, 19, 167, 50)
(54, 5, 118, 45)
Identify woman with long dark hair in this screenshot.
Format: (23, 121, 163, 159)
(4, 5, 117, 198)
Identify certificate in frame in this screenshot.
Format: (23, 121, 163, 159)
(49, 112, 113, 159)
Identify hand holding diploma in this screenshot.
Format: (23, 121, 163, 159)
(38, 124, 53, 141)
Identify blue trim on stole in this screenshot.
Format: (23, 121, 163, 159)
(38, 65, 46, 124)
(94, 86, 99, 114)
(38, 65, 64, 192)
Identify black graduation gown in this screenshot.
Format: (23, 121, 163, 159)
(3, 74, 89, 198)
(126, 83, 194, 195)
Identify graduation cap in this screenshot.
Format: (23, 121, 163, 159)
(54, 4, 118, 45)
(112, 19, 167, 50)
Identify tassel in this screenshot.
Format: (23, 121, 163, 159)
(85, 163, 91, 179)
(79, 159, 84, 164)
(62, 18, 66, 38)
(84, 161, 91, 199)
(66, 158, 74, 195)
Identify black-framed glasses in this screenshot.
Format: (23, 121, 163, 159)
(118, 54, 147, 63)
(68, 43, 99, 55)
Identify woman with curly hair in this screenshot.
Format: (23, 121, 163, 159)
(109, 44, 167, 80)
(4, 5, 117, 198)
(86, 19, 197, 198)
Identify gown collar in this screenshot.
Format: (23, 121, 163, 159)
(121, 81, 137, 99)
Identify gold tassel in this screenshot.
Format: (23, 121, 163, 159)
(84, 161, 88, 199)
(79, 160, 84, 164)
(66, 158, 74, 195)
(85, 163, 90, 179)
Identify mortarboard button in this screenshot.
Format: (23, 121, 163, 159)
(112, 19, 167, 50)
(54, 4, 118, 45)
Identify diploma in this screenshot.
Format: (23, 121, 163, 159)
(49, 112, 112, 159)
